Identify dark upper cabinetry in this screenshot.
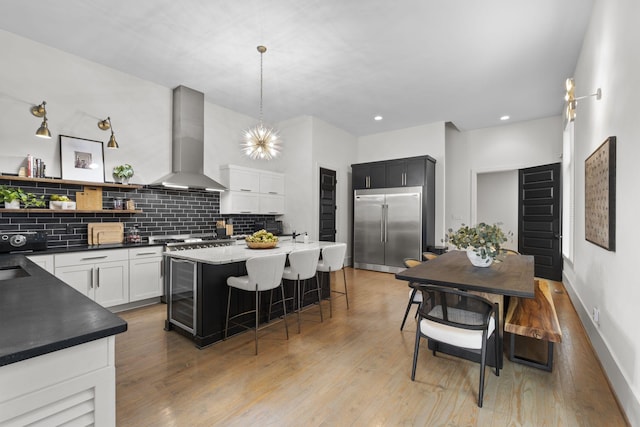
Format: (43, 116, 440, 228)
(352, 156, 433, 189)
(352, 163, 386, 189)
(385, 157, 426, 187)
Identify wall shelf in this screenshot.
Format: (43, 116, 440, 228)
(0, 175, 143, 190)
(1, 209, 142, 214)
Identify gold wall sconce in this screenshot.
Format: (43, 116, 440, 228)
(31, 101, 52, 139)
(98, 116, 119, 149)
(565, 78, 602, 122)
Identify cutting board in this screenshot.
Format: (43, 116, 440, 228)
(76, 187, 103, 210)
(88, 222, 124, 245)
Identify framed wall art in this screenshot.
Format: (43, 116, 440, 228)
(59, 135, 105, 183)
(585, 136, 616, 251)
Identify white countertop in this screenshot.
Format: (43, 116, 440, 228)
(162, 240, 337, 265)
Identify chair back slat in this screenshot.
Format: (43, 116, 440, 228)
(417, 285, 495, 331)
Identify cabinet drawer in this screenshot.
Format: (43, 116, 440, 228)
(55, 249, 128, 267)
(129, 246, 164, 259)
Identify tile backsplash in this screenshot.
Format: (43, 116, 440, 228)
(0, 178, 276, 249)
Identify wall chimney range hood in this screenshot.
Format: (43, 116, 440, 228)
(150, 85, 226, 191)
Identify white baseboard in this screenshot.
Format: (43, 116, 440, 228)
(562, 273, 639, 426)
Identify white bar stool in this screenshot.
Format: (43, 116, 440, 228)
(280, 247, 322, 333)
(225, 252, 288, 355)
(316, 243, 348, 317)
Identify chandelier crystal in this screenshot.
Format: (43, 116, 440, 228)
(242, 45, 281, 160)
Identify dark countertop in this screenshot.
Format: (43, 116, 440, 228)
(27, 241, 164, 255)
(0, 254, 127, 367)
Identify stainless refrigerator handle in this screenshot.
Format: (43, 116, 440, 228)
(384, 204, 389, 242)
(380, 204, 385, 242)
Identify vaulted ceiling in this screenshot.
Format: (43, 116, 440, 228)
(0, 0, 594, 135)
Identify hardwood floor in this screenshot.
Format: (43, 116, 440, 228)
(115, 268, 628, 426)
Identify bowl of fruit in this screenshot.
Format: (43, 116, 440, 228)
(245, 229, 279, 249)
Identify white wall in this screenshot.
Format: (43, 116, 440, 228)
(477, 170, 518, 250)
(357, 122, 446, 243)
(565, 0, 640, 423)
(0, 30, 172, 184)
(445, 116, 563, 237)
(311, 117, 358, 252)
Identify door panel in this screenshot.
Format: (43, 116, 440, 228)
(319, 168, 337, 241)
(384, 191, 422, 267)
(354, 193, 385, 265)
(518, 163, 562, 281)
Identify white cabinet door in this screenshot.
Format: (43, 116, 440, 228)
(129, 247, 164, 301)
(26, 254, 55, 274)
(55, 264, 94, 298)
(220, 191, 259, 214)
(223, 167, 260, 192)
(55, 249, 129, 308)
(94, 261, 129, 307)
(259, 194, 285, 215)
(259, 172, 285, 195)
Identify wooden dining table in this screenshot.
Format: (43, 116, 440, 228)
(395, 250, 535, 366)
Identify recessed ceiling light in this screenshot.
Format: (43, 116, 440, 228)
(374, 115, 383, 121)
(500, 115, 510, 121)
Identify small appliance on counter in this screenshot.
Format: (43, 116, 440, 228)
(0, 231, 48, 253)
(253, 220, 283, 235)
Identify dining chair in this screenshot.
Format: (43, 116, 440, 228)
(279, 247, 322, 333)
(400, 258, 423, 331)
(225, 252, 288, 355)
(316, 243, 348, 317)
(422, 252, 438, 261)
(411, 284, 499, 407)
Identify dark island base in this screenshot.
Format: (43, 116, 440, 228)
(165, 261, 330, 349)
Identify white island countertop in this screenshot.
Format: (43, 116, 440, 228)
(163, 240, 338, 265)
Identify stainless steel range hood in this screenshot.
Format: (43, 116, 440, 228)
(150, 85, 226, 191)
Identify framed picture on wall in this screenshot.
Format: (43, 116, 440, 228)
(585, 136, 616, 251)
(59, 135, 105, 183)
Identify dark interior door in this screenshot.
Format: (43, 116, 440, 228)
(319, 168, 337, 241)
(518, 163, 562, 281)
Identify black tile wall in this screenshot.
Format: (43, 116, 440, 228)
(0, 179, 276, 249)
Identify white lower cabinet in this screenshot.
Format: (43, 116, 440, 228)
(0, 337, 116, 427)
(55, 250, 129, 308)
(128, 246, 164, 301)
(26, 254, 55, 274)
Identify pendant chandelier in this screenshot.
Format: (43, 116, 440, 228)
(242, 45, 281, 160)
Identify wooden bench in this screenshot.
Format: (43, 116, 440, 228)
(504, 279, 562, 371)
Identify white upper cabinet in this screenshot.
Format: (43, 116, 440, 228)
(220, 165, 285, 215)
(259, 172, 285, 195)
(221, 166, 260, 192)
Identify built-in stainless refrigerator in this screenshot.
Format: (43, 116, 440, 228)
(353, 186, 422, 273)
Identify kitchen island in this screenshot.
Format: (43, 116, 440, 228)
(0, 254, 127, 426)
(163, 241, 339, 348)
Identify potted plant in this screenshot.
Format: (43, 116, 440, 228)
(446, 222, 511, 267)
(0, 185, 21, 209)
(0, 186, 46, 209)
(113, 164, 134, 184)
